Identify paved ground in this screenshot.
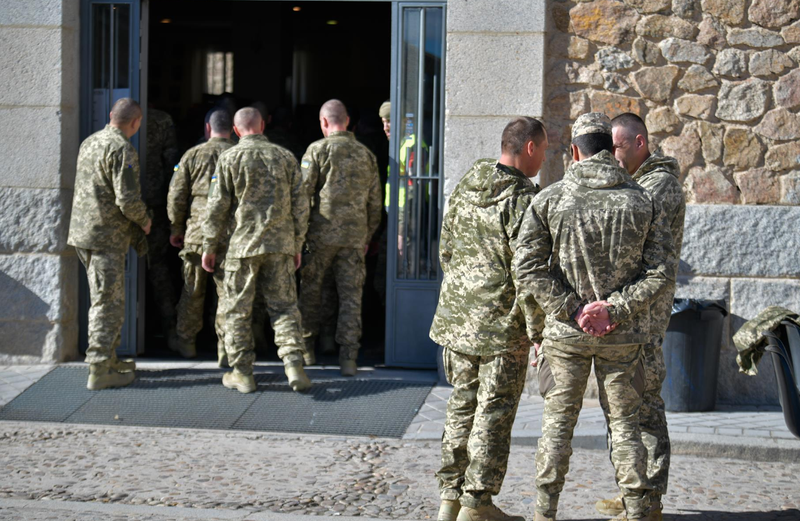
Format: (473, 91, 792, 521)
(1, 363, 799, 520)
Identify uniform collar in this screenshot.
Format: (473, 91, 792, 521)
(328, 130, 354, 139)
(239, 133, 270, 143)
(105, 124, 129, 141)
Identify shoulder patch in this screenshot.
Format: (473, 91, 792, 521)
(301, 160, 311, 169)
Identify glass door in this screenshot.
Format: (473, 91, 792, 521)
(385, 2, 445, 367)
(78, 0, 144, 357)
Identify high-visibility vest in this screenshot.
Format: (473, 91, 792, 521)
(385, 135, 429, 209)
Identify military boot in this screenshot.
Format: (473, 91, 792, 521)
(303, 338, 316, 366)
(87, 362, 135, 391)
(595, 494, 624, 517)
(169, 331, 197, 359)
(285, 362, 312, 392)
(455, 504, 525, 521)
(320, 333, 336, 354)
(340, 360, 357, 377)
(109, 353, 135, 373)
(222, 369, 256, 394)
(533, 513, 556, 521)
(437, 500, 461, 521)
(611, 505, 661, 521)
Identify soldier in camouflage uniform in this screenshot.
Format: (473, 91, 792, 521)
(202, 107, 311, 394)
(514, 113, 675, 521)
(430, 117, 548, 521)
(144, 108, 180, 348)
(68, 98, 151, 391)
(299, 100, 382, 375)
(168, 109, 235, 364)
(590, 113, 686, 518)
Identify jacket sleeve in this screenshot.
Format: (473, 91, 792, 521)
(300, 147, 319, 211)
(112, 144, 150, 228)
(607, 197, 676, 325)
(290, 154, 310, 254)
(438, 197, 455, 271)
(167, 151, 192, 236)
(202, 160, 233, 255)
(514, 199, 581, 322)
(366, 155, 383, 241)
(508, 194, 545, 344)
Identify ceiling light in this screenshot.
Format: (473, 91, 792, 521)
(326, 20, 338, 25)
(160, 18, 171, 24)
(293, 6, 301, 12)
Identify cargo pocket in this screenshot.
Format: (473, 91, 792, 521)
(632, 356, 646, 397)
(538, 356, 556, 398)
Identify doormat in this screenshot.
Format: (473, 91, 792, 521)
(0, 367, 433, 438)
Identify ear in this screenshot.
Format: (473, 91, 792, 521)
(527, 140, 536, 157)
(233, 125, 243, 138)
(205, 122, 212, 134)
(636, 134, 647, 150)
(259, 119, 266, 133)
(571, 143, 580, 162)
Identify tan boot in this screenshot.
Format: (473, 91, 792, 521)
(303, 338, 316, 366)
(87, 362, 135, 391)
(596, 494, 625, 517)
(109, 354, 135, 373)
(340, 360, 357, 377)
(612, 506, 661, 521)
(222, 370, 256, 394)
(534, 513, 556, 521)
(455, 504, 525, 521)
(169, 331, 196, 359)
(285, 362, 312, 392)
(438, 500, 461, 521)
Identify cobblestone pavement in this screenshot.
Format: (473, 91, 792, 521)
(1, 423, 799, 520)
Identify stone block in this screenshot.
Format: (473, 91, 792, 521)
(675, 94, 715, 120)
(0, 321, 78, 363)
(674, 276, 730, 299)
(677, 64, 718, 92)
(631, 65, 678, 101)
(696, 121, 723, 163)
(754, 108, 800, 141)
(588, 90, 644, 118)
(722, 129, 763, 171)
(749, 49, 793, 77)
(0, 27, 64, 107)
(774, 69, 800, 110)
(596, 47, 634, 71)
(748, 0, 800, 29)
(568, 37, 591, 60)
(684, 166, 739, 203)
(764, 141, 800, 172)
(446, 33, 544, 117)
(701, 0, 745, 25)
(659, 38, 710, 65)
(0, 253, 77, 323)
(632, 37, 661, 65)
(447, 0, 546, 33)
(715, 79, 771, 123)
(637, 14, 696, 39)
(570, 0, 640, 46)
(0, 0, 76, 27)
(716, 342, 778, 406)
(646, 106, 681, 134)
(680, 205, 800, 277)
(660, 126, 701, 175)
(727, 27, 784, 48)
(779, 171, 800, 204)
(603, 72, 631, 94)
(626, 0, 671, 13)
(569, 91, 589, 120)
(672, 0, 700, 19)
(783, 20, 800, 44)
(443, 116, 511, 196)
(0, 188, 72, 254)
(696, 15, 726, 50)
(733, 168, 780, 204)
(712, 49, 748, 79)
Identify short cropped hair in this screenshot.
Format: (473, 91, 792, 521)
(611, 112, 648, 143)
(110, 98, 142, 124)
(573, 133, 614, 156)
(233, 107, 262, 131)
(320, 99, 348, 126)
(501, 117, 546, 155)
(209, 109, 232, 133)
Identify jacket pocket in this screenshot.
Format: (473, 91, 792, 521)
(538, 356, 556, 397)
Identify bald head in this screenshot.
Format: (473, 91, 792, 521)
(611, 112, 650, 174)
(611, 112, 648, 143)
(233, 107, 264, 136)
(110, 98, 142, 124)
(320, 99, 349, 127)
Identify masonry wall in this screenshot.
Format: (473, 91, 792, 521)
(0, 0, 80, 363)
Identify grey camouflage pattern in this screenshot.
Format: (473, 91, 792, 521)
(203, 134, 309, 258)
(733, 306, 800, 375)
(175, 249, 227, 358)
(437, 346, 528, 509)
(430, 159, 544, 357)
(301, 131, 382, 249)
(514, 149, 676, 347)
(68, 125, 149, 252)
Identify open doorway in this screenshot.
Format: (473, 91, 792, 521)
(143, 0, 392, 365)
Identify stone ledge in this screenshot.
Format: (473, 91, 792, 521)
(0, 252, 78, 323)
(0, 320, 78, 363)
(0, 188, 73, 254)
(447, 0, 546, 34)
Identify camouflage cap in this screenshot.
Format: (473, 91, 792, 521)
(572, 112, 612, 140)
(379, 101, 391, 120)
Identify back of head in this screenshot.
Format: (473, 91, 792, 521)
(110, 98, 142, 124)
(209, 109, 233, 134)
(501, 116, 546, 155)
(572, 112, 613, 157)
(379, 101, 391, 120)
(611, 112, 648, 143)
(234, 107, 263, 133)
(320, 99, 348, 126)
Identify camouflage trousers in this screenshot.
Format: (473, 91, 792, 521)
(598, 340, 670, 500)
(437, 346, 528, 508)
(223, 253, 305, 372)
(536, 340, 650, 519)
(145, 207, 177, 333)
(175, 248, 227, 364)
(76, 248, 127, 364)
(300, 245, 366, 362)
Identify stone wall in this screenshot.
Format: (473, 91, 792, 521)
(0, 0, 80, 363)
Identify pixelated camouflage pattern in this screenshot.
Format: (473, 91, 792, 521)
(430, 159, 544, 357)
(536, 340, 651, 519)
(437, 346, 528, 508)
(571, 112, 612, 139)
(300, 245, 366, 362)
(168, 137, 236, 247)
(223, 254, 305, 373)
(633, 153, 685, 342)
(144, 108, 179, 207)
(514, 150, 675, 347)
(68, 125, 149, 252)
(203, 134, 309, 258)
(175, 249, 227, 356)
(733, 306, 800, 375)
(301, 131, 382, 249)
(75, 248, 127, 364)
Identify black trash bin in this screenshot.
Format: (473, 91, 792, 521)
(661, 299, 728, 412)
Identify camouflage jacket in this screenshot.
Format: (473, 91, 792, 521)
(301, 131, 382, 249)
(168, 137, 235, 248)
(733, 306, 800, 376)
(144, 109, 179, 206)
(67, 125, 150, 253)
(633, 152, 686, 342)
(429, 159, 544, 356)
(202, 134, 309, 258)
(515, 149, 676, 346)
